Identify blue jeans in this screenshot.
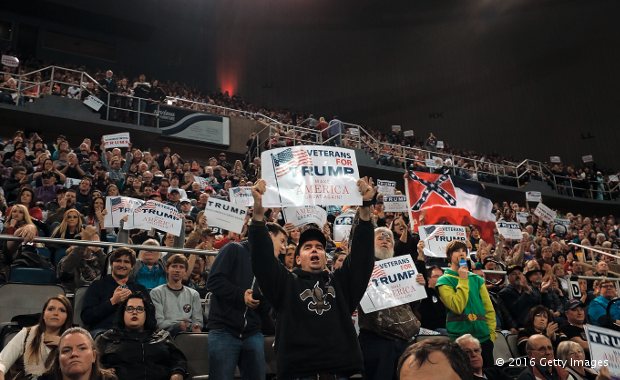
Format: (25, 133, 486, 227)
(208, 329, 265, 380)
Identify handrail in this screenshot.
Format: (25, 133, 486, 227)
(569, 242, 620, 260)
(0, 235, 218, 256)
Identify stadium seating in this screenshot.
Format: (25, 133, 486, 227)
(9, 268, 57, 285)
(174, 332, 211, 379)
(73, 286, 89, 328)
(1, 330, 18, 350)
(36, 247, 51, 259)
(0, 284, 65, 326)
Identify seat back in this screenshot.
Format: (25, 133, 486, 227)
(493, 333, 512, 363)
(54, 249, 67, 266)
(264, 335, 277, 375)
(175, 333, 210, 378)
(9, 268, 57, 284)
(36, 248, 51, 259)
(506, 334, 520, 358)
(1, 330, 19, 350)
(73, 286, 89, 327)
(0, 284, 65, 322)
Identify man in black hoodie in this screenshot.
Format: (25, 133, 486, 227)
(249, 177, 376, 379)
(206, 217, 283, 379)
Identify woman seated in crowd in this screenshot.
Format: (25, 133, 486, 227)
(56, 226, 106, 292)
(6, 187, 43, 221)
(0, 295, 73, 380)
(40, 327, 116, 380)
(131, 239, 167, 290)
(84, 196, 108, 240)
(557, 341, 611, 380)
(50, 209, 84, 252)
(123, 176, 143, 198)
(96, 292, 187, 380)
(1, 204, 37, 238)
(517, 305, 567, 356)
(32, 158, 66, 187)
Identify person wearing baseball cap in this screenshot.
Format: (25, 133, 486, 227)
(558, 299, 590, 357)
(247, 177, 376, 379)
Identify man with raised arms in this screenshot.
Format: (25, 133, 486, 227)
(249, 177, 376, 379)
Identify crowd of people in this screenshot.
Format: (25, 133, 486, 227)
(1, 46, 619, 203)
(0, 127, 619, 379)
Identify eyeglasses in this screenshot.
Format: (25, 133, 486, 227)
(463, 348, 481, 357)
(530, 345, 553, 353)
(125, 306, 145, 314)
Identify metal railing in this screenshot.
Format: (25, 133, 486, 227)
(0, 235, 219, 256)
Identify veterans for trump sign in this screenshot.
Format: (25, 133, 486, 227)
(261, 146, 362, 207)
(496, 221, 522, 240)
(203, 198, 248, 234)
(383, 195, 408, 212)
(282, 206, 327, 227)
(103, 133, 130, 148)
(360, 255, 427, 313)
(526, 191, 542, 202)
(418, 225, 467, 258)
(105, 196, 144, 227)
(127, 200, 183, 236)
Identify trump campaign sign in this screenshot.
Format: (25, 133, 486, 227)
(496, 221, 522, 240)
(283, 206, 327, 227)
(103, 133, 130, 148)
(418, 225, 467, 258)
(230, 186, 254, 207)
(333, 211, 355, 242)
(204, 198, 248, 234)
(261, 146, 362, 207)
(360, 255, 427, 313)
(126, 200, 183, 236)
(105, 196, 144, 227)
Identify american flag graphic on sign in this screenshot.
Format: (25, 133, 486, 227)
(368, 264, 388, 287)
(424, 226, 445, 240)
(111, 197, 130, 212)
(233, 187, 246, 196)
(271, 148, 313, 178)
(137, 202, 157, 212)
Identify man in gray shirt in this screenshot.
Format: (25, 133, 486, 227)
(151, 254, 203, 335)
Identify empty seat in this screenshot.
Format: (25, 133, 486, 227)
(107, 235, 117, 243)
(36, 247, 51, 259)
(493, 333, 512, 364)
(54, 249, 67, 266)
(175, 332, 210, 379)
(1, 330, 19, 350)
(0, 283, 65, 324)
(73, 286, 89, 328)
(506, 334, 521, 358)
(9, 268, 57, 285)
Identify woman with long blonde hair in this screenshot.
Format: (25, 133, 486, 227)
(0, 295, 74, 380)
(2, 204, 36, 236)
(51, 209, 83, 240)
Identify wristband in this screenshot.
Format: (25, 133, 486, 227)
(362, 200, 374, 207)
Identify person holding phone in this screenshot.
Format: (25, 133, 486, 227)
(436, 240, 497, 367)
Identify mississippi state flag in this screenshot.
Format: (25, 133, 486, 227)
(405, 171, 496, 244)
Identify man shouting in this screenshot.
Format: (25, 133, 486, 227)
(249, 177, 376, 379)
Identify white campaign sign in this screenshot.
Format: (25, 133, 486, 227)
(83, 95, 104, 111)
(127, 200, 183, 236)
(64, 178, 82, 188)
(554, 218, 570, 226)
(203, 198, 248, 234)
(261, 146, 362, 207)
(516, 212, 529, 224)
(526, 191, 542, 202)
(377, 180, 396, 195)
(391, 125, 401, 131)
(383, 195, 408, 212)
(333, 211, 355, 242)
(418, 225, 467, 258)
(282, 206, 327, 227)
(360, 255, 427, 313)
(584, 324, 619, 377)
(1, 55, 19, 67)
(403, 130, 414, 137)
(436, 141, 444, 149)
(193, 176, 211, 190)
(609, 175, 619, 182)
(550, 156, 561, 163)
(230, 187, 254, 207)
(103, 133, 130, 148)
(534, 203, 557, 224)
(105, 196, 144, 228)
(496, 221, 522, 240)
(582, 155, 594, 163)
(425, 158, 438, 169)
(349, 128, 359, 136)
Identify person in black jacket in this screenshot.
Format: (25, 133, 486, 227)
(206, 223, 276, 379)
(97, 292, 188, 380)
(248, 177, 376, 379)
(81, 247, 151, 337)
